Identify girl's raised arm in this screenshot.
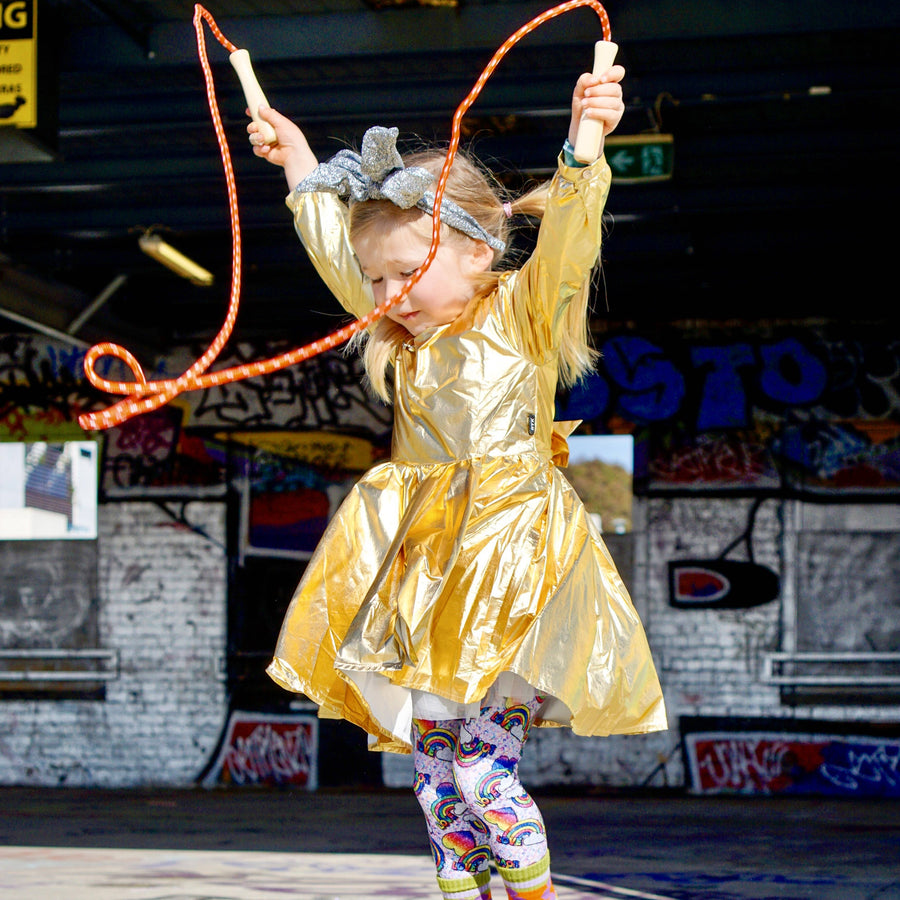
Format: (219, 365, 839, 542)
(248, 105, 319, 191)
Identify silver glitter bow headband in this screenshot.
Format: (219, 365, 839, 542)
(295, 126, 506, 252)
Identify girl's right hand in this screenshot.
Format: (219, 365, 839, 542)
(568, 64, 626, 152)
(248, 106, 318, 188)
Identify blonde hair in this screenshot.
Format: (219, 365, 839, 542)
(348, 148, 598, 402)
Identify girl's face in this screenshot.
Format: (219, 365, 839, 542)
(354, 219, 493, 337)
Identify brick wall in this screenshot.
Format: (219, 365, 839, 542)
(641, 497, 783, 720)
(0, 502, 228, 787)
(4, 490, 897, 791)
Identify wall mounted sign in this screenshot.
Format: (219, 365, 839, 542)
(0, 0, 36, 128)
(202, 710, 319, 789)
(605, 133, 674, 183)
(682, 717, 900, 798)
(669, 558, 780, 609)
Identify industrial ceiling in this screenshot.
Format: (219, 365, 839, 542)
(1, 0, 898, 361)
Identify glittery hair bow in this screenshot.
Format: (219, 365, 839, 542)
(294, 126, 506, 252)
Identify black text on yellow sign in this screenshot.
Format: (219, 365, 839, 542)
(0, 0, 36, 129)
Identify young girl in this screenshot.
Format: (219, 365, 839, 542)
(249, 61, 666, 900)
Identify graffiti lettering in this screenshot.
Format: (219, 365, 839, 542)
(685, 732, 900, 797)
(602, 336, 685, 422)
(224, 722, 315, 786)
(649, 433, 774, 486)
(691, 344, 756, 430)
(102, 406, 183, 489)
(0, 335, 93, 439)
(820, 744, 900, 791)
(570, 332, 900, 428)
(203, 712, 318, 788)
(187, 344, 391, 432)
(759, 337, 828, 406)
(692, 737, 795, 793)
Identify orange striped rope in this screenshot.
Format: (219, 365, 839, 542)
(78, 1, 611, 431)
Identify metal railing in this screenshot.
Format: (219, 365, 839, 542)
(0, 649, 119, 682)
(762, 652, 900, 686)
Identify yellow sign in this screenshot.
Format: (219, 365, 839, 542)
(0, 0, 36, 129)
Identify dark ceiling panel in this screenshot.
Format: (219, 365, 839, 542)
(1, 0, 898, 354)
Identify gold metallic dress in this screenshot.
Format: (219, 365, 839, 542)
(267, 155, 667, 753)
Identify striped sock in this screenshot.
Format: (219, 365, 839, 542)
(437, 867, 493, 900)
(497, 853, 557, 900)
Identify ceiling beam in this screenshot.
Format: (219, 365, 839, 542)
(60, 0, 900, 69)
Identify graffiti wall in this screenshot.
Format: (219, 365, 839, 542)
(0, 335, 95, 441)
(683, 719, 900, 797)
(5, 325, 899, 497)
(560, 322, 900, 495)
(231, 430, 386, 560)
(2, 323, 899, 791)
(1, 334, 391, 490)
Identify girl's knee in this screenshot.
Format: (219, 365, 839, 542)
(453, 754, 521, 812)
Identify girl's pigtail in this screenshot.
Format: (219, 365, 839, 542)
(505, 182, 551, 221)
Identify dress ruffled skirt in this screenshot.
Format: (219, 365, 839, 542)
(267, 451, 667, 752)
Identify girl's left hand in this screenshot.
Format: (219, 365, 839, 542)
(568, 64, 626, 148)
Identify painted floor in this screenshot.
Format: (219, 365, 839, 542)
(0, 846, 671, 900)
(1, 787, 899, 900)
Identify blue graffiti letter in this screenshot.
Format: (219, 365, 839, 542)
(759, 337, 827, 405)
(602, 336, 684, 423)
(691, 344, 756, 430)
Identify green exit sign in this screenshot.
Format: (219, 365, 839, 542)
(605, 134, 674, 183)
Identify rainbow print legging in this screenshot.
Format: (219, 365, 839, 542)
(412, 695, 557, 900)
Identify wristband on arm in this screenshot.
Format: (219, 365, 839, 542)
(562, 139, 589, 168)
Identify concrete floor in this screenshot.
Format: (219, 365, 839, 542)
(1, 786, 899, 899)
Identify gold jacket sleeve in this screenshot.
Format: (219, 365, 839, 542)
(508, 154, 612, 359)
(285, 187, 374, 321)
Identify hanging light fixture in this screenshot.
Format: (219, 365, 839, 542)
(138, 233, 214, 286)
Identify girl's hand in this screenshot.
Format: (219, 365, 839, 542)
(568, 64, 626, 151)
(248, 105, 318, 189)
